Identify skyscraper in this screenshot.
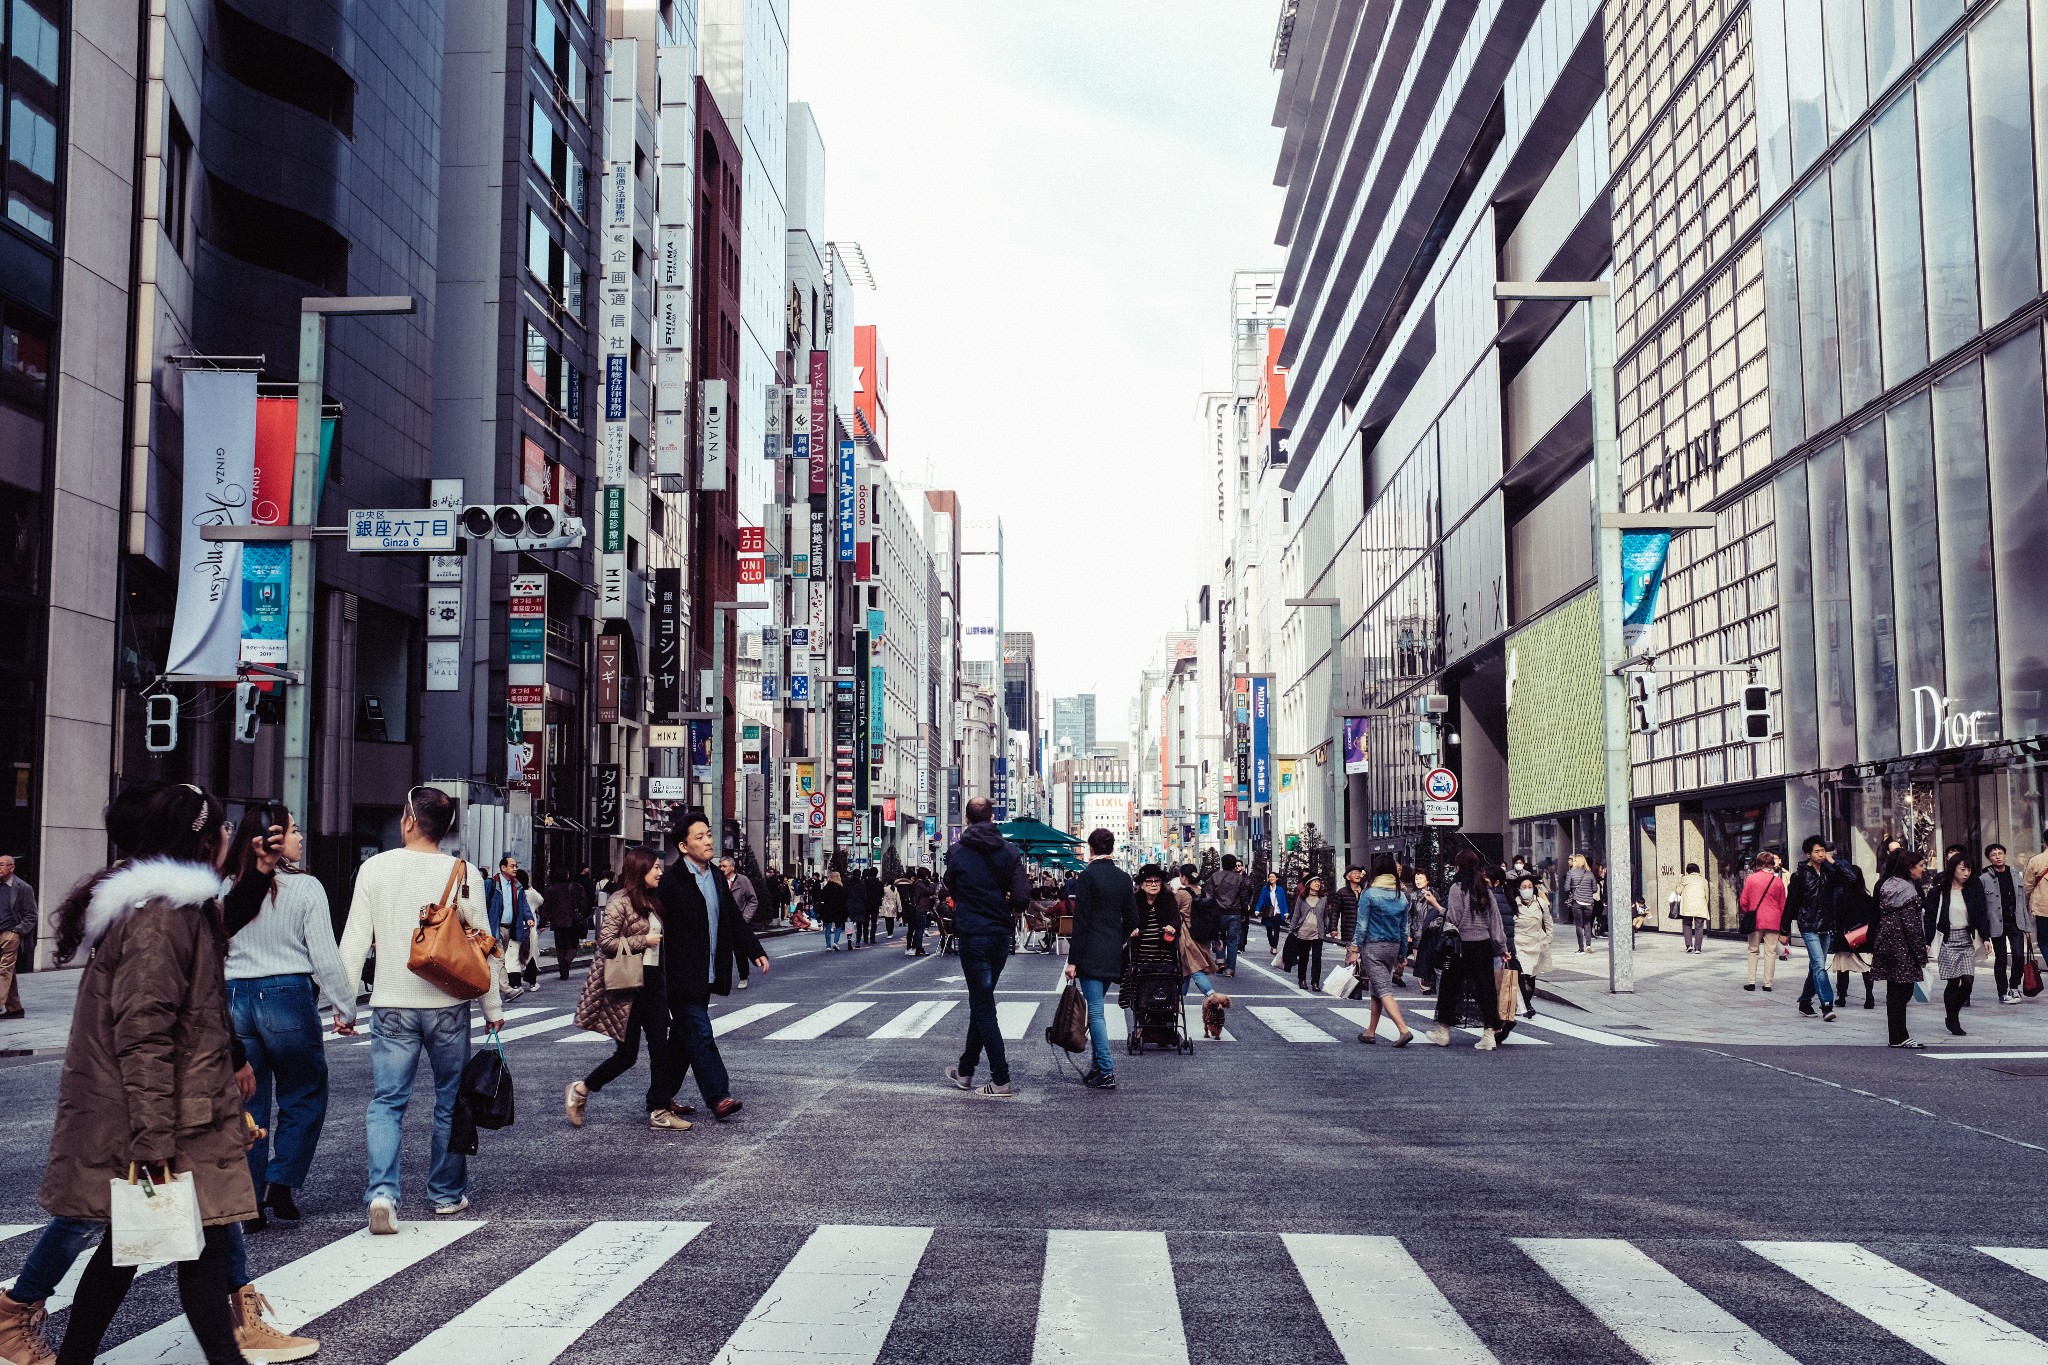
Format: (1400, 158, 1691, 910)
(1053, 694, 1097, 759)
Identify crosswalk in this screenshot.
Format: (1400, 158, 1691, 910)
(319, 997, 1656, 1051)
(5, 1222, 2044, 1363)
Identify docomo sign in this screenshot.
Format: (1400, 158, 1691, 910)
(1911, 686, 1997, 755)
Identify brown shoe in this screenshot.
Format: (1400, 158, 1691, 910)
(0, 1292, 55, 1365)
(564, 1080, 587, 1128)
(649, 1108, 693, 1131)
(232, 1286, 318, 1363)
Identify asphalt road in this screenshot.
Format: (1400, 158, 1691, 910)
(2, 927, 2045, 1364)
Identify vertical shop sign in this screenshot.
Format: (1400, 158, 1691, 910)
(167, 370, 258, 677)
(836, 441, 856, 560)
(594, 764, 622, 834)
(808, 351, 830, 494)
(1251, 675, 1271, 804)
(700, 378, 727, 490)
(595, 632, 621, 724)
(651, 567, 682, 720)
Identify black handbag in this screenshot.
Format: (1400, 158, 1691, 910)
(450, 1038, 515, 1155)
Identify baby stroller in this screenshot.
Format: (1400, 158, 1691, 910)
(1120, 962, 1194, 1054)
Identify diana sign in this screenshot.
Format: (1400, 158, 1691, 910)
(1911, 686, 1996, 754)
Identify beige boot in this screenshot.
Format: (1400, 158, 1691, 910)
(233, 1285, 319, 1363)
(0, 1293, 55, 1365)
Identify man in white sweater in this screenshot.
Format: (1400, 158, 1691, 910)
(338, 786, 502, 1233)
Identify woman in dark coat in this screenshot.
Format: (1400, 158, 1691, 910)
(1923, 849, 1990, 1036)
(817, 868, 850, 950)
(1868, 847, 1929, 1048)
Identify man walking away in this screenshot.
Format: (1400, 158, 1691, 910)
(1207, 854, 1251, 978)
(1983, 844, 2028, 1003)
(0, 854, 34, 1020)
(652, 811, 770, 1123)
(943, 798, 1032, 1097)
(1785, 835, 1845, 1023)
(1066, 829, 1139, 1089)
(719, 857, 758, 989)
(542, 867, 589, 981)
(1184, 865, 1222, 967)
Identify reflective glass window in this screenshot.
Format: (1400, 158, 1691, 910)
(1775, 465, 1823, 772)
(1787, 0, 1833, 175)
(1886, 391, 1945, 724)
(1795, 179, 1843, 434)
(1832, 137, 1882, 412)
(1756, 0, 1796, 200)
(1844, 421, 1900, 758)
(1970, 0, 2038, 327)
(1866, 0, 1913, 93)
(1809, 442, 1858, 767)
(1823, 0, 1870, 137)
(1932, 363, 2001, 726)
(1918, 0, 1964, 53)
(1871, 91, 1929, 386)
(1762, 209, 1807, 453)
(1983, 326, 2048, 739)
(1919, 45, 1980, 357)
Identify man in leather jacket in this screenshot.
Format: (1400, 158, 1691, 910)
(1785, 835, 1851, 1022)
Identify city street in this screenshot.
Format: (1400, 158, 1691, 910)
(3, 928, 2045, 1364)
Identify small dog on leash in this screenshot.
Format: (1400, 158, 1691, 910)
(1202, 993, 1232, 1039)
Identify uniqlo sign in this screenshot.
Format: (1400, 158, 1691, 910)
(738, 556, 766, 584)
(738, 526, 765, 554)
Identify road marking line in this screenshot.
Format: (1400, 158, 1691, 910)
(392, 1221, 707, 1365)
(997, 1000, 1038, 1039)
(767, 1001, 877, 1039)
(492, 1012, 586, 1044)
(1033, 1229, 1188, 1364)
(869, 999, 959, 1038)
(0, 1224, 35, 1244)
(1284, 1233, 1498, 1364)
(1513, 1015, 1657, 1046)
(1518, 1237, 1795, 1365)
(1919, 1051, 2048, 1060)
(1979, 1247, 2048, 1283)
(467, 1005, 551, 1029)
(1461, 1026, 1548, 1045)
(1744, 1241, 2048, 1364)
(101, 1222, 485, 1364)
(712, 1223, 931, 1365)
(1327, 1007, 1415, 1043)
(711, 1002, 795, 1035)
(1247, 1005, 1337, 1042)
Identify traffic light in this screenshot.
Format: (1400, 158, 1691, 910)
(458, 504, 584, 550)
(233, 682, 260, 744)
(144, 693, 179, 753)
(1741, 684, 1772, 742)
(1630, 673, 1659, 735)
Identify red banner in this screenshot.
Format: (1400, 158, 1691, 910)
(738, 556, 765, 584)
(882, 796, 897, 824)
(854, 539, 871, 581)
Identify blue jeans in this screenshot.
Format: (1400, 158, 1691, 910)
(1217, 916, 1242, 972)
(366, 1003, 471, 1210)
(957, 934, 1011, 1085)
(823, 924, 844, 948)
(1077, 975, 1115, 1076)
(229, 974, 330, 1193)
(1182, 971, 1215, 997)
(7, 1219, 250, 1301)
(1797, 931, 1836, 1008)
(651, 998, 731, 1109)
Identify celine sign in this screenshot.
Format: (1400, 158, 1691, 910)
(1911, 686, 1996, 755)
(1644, 419, 1730, 511)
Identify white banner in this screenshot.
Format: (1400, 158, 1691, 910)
(701, 377, 728, 490)
(166, 370, 258, 677)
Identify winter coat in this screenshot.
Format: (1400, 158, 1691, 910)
(1868, 875, 1930, 984)
(1677, 872, 1710, 920)
(1330, 884, 1361, 943)
(541, 878, 590, 933)
(881, 885, 903, 920)
(1509, 893, 1555, 976)
(573, 891, 657, 1042)
(1206, 867, 1253, 916)
(39, 859, 258, 1226)
(654, 858, 767, 1005)
(1923, 878, 1990, 945)
(818, 879, 848, 926)
(1129, 891, 1181, 974)
(1173, 890, 1217, 978)
(943, 822, 1032, 937)
(1739, 869, 1787, 932)
(1069, 860, 1139, 980)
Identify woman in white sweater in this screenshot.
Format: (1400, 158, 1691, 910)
(337, 786, 501, 1234)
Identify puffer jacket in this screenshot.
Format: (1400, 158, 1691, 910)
(40, 859, 258, 1225)
(573, 890, 656, 1042)
(943, 821, 1031, 937)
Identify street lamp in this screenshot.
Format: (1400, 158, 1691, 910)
(1284, 596, 1344, 872)
(708, 599, 769, 853)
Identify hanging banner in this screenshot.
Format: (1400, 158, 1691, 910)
(764, 383, 783, 460)
(602, 486, 625, 553)
(1343, 715, 1370, 776)
(596, 632, 621, 724)
(837, 441, 856, 560)
(808, 351, 830, 493)
(854, 630, 871, 809)
(167, 370, 258, 678)
(700, 377, 728, 490)
(593, 763, 622, 834)
(690, 719, 713, 776)
(1251, 676, 1271, 804)
(652, 567, 683, 720)
(1620, 530, 1675, 651)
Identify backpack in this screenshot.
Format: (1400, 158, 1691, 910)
(1188, 894, 1222, 943)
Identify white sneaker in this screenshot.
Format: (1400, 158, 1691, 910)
(368, 1196, 399, 1235)
(432, 1195, 469, 1216)
(2006, 991, 2022, 1004)
(527, 981, 541, 995)
(737, 978, 748, 990)
(1475, 1031, 1498, 1051)
(1427, 1025, 1451, 1046)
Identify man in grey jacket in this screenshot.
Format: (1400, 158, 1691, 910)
(0, 853, 34, 1019)
(1205, 854, 1253, 977)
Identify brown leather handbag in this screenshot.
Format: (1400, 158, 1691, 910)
(408, 860, 495, 999)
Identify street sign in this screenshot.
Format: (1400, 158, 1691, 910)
(1424, 767, 1459, 801)
(646, 776, 690, 800)
(349, 509, 456, 553)
(1423, 799, 1461, 826)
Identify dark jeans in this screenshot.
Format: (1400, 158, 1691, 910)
(1992, 929, 2027, 996)
(651, 995, 731, 1109)
(584, 987, 664, 1112)
(956, 933, 1011, 1086)
(228, 973, 330, 1193)
(1434, 938, 1503, 1032)
(58, 1223, 241, 1365)
(1571, 904, 1597, 951)
(554, 928, 579, 980)
(1887, 978, 1913, 1044)
(1217, 915, 1242, 971)
(906, 909, 927, 953)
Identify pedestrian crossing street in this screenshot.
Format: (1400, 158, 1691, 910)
(321, 997, 1661, 1051)
(5, 1221, 2047, 1363)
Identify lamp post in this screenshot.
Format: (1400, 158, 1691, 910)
(709, 599, 769, 854)
(1284, 596, 1344, 876)
(282, 295, 415, 824)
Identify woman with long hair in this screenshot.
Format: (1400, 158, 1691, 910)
(222, 801, 350, 1233)
(1924, 848, 1989, 1037)
(1409, 866, 1447, 994)
(817, 867, 849, 949)
(1869, 847, 1930, 1048)
(1347, 852, 1415, 1045)
(567, 845, 686, 1131)
(1426, 849, 1509, 1050)
(1286, 874, 1329, 989)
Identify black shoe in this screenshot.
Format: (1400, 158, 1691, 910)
(1744, 983, 1756, 991)
(1863, 996, 1876, 1009)
(264, 1183, 301, 1222)
(242, 1214, 268, 1234)
(1798, 1002, 1817, 1017)
(1946, 1018, 1967, 1036)
(1082, 1069, 1117, 1090)
(1822, 1009, 1837, 1022)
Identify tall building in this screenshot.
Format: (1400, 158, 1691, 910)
(1052, 694, 1097, 760)
(1002, 631, 1038, 782)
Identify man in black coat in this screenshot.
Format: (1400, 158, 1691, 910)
(1064, 828, 1139, 1089)
(942, 797, 1033, 1096)
(650, 809, 770, 1126)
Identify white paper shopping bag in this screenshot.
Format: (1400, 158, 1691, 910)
(108, 1166, 203, 1265)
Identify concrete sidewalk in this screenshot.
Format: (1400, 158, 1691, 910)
(0, 968, 79, 1054)
(1535, 929, 2048, 1048)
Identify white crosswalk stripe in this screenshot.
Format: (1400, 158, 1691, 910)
(100, 1221, 484, 1364)
(1246, 1005, 1337, 1042)
(1745, 1240, 2048, 1364)
(766, 1001, 876, 1039)
(0, 1224, 35, 1244)
(712, 1002, 794, 1035)
(1519, 1237, 1795, 1365)
(997, 1000, 1038, 1039)
(712, 1223, 930, 1364)
(390, 1221, 707, 1365)
(1463, 1025, 1548, 1045)
(1286, 1233, 1498, 1363)
(1979, 1245, 2048, 1282)
(868, 999, 959, 1038)
(1514, 1015, 1657, 1046)
(1032, 1230, 1187, 1364)
(493, 1012, 587, 1044)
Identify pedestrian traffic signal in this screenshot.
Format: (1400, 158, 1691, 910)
(1741, 684, 1771, 742)
(144, 693, 179, 753)
(1630, 673, 1659, 735)
(459, 504, 584, 549)
(234, 682, 261, 744)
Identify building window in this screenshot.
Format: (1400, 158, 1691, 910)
(531, 0, 588, 120)
(204, 174, 348, 292)
(528, 97, 587, 217)
(212, 0, 355, 134)
(525, 209, 583, 319)
(2, 0, 62, 242)
(162, 106, 191, 256)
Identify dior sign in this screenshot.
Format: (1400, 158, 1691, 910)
(1911, 686, 1997, 754)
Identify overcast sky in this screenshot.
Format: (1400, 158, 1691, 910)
(788, 1, 1285, 744)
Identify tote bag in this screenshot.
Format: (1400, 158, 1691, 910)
(409, 861, 494, 1000)
(109, 1165, 203, 1266)
(1046, 983, 1089, 1053)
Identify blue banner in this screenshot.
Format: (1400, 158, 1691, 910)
(239, 544, 288, 666)
(837, 441, 856, 561)
(1620, 530, 1674, 651)
(605, 355, 627, 421)
(761, 675, 778, 701)
(1251, 677, 1271, 804)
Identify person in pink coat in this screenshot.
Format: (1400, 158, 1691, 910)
(1740, 852, 1788, 991)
